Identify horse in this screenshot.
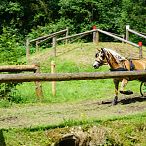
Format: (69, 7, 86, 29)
(93, 48, 146, 105)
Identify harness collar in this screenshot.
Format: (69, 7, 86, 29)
(129, 59, 135, 71)
(110, 68, 128, 71)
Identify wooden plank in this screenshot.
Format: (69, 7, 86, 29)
(0, 71, 146, 82)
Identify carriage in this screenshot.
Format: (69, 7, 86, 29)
(140, 81, 146, 97)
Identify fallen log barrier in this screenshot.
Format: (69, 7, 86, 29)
(0, 64, 43, 98)
(0, 71, 146, 83)
(0, 65, 38, 72)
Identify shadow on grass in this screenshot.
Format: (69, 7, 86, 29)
(101, 96, 146, 105)
(0, 129, 6, 146)
(119, 96, 146, 105)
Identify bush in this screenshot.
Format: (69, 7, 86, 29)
(0, 27, 25, 64)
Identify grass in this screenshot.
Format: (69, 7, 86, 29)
(1, 112, 146, 146)
(1, 42, 146, 145)
(15, 63, 141, 104)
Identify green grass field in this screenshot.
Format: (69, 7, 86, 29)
(1, 42, 146, 145)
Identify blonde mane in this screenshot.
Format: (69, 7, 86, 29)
(104, 48, 126, 62)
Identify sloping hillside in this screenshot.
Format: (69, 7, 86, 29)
(29, 42, 146, 71)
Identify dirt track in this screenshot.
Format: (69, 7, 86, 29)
(0, 93, 146, 129)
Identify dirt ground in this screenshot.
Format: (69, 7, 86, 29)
(0, 93, 146, 129)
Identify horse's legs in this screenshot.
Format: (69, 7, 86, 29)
(120, 79, 133, 95)
(113, 79, 119, 105)
(120, 79, 128, 92)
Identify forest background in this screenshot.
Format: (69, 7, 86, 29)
(0, 0, 146, 64)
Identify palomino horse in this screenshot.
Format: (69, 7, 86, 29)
(93, 48, 146, 105)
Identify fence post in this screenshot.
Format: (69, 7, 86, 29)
(52, 36, 57, 57)
(122, 34, 125, 43)
(51, 61, 56, 96)
(92, 25, 99, 44)
(26, 38, 30, 64)
(126, 25, 130, 41)
(138, 42, 143, 59)
(36, 41, 39, 53)
(34, 63, 43, 99)
(66, 27, 69, 44)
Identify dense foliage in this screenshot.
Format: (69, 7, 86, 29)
(0, 0, 145, 41)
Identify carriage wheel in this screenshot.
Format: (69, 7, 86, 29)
(140, 82, 146, 97)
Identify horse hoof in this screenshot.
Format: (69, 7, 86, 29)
(112, 96, 118, 105)
(120, 90, 133, 95)
(112, 100, 118, 105)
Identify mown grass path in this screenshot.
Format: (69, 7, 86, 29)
(1, 94, 146, 129)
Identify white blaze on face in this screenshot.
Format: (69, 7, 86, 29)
(93, 60, 100, 68)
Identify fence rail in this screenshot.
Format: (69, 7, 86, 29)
(0, 71, 146, 83)
(0, 65, 38, 72)
(26, 28, 69, 63)
(128, 29, 146, 39)
(97, 29, 139, 48)
(57, 29, 97, 41)
(126, 25, 146, 40)
(29, 28, 68, 43)
(0, 64, 43, 98)
(26, 26, 144, 62)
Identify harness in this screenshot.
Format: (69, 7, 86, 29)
(102, 48, 135, 72)
(129, 59, 135, 71)
(110, 60, 135, 71)
(110, 68, 128, 71)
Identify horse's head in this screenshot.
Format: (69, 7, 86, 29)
(93, 48, 106, 69)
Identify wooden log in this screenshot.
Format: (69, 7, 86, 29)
(92, 25, 99, 44)
(128, 28, 146, 39)
(0, 71, 146, 83)
(36, 41, 39, 52)
(57, 29, 97, 41)
(0, 65, 38, 72)
(26, 39, 30, 64)
(93, 31, 99, 44)
(34, 64, 43, 98)
(126, 25, 130, 41)
(37, 35, 55, 45)
(138, 42, 143, 59)
(65, 27, 69, 44)
(51, 61, 56, 96)
(52, 37, 57, 57)
(57, 28, 139, 48)
(30, 29, 68, 43)
(97, 29, 139, 48)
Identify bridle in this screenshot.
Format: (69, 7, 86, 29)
(95, 51, 105, 66)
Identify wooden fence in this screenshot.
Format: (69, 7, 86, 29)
(0, 70, 146, 82)
(26, 28, 69, 63)
(0, 64, 43, 98)
(55, 28, 141, 57)
(126, 25, 146, 40)
(26, 26, 144, 62)
(56, 29, 135, 56)
(125, 25, 146, 58)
